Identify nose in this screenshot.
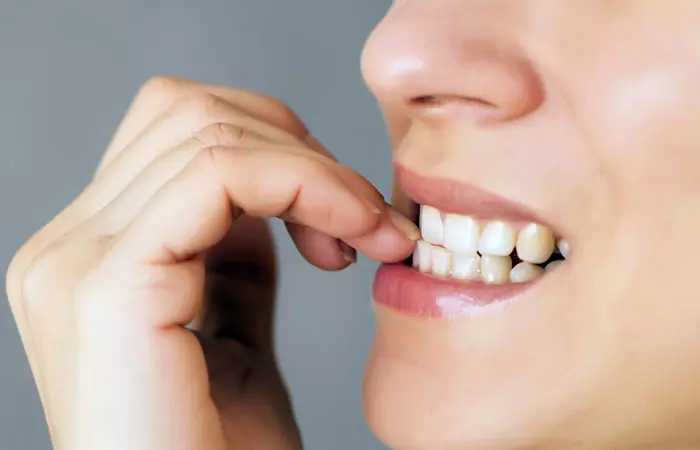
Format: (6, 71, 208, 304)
(361, 2, 544, 124)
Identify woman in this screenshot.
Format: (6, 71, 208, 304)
(7, 2, 700, 449)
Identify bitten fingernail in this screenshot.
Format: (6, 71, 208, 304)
(338, 240, 357, 263)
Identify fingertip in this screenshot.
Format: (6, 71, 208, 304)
(346, 212, 418, 263)
(385, 205, 421, 241)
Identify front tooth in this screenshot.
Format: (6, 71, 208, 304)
(516, 223, 555, 264)
(420, 205, 444, 245)
(545, 260, 563, 272)
(431, 246, 452, 277)
(413, 240, 433, 273)
(480, 255, 512, 284)
(558, 239, 571, 259)
(451, 253, 480, 280)
(443, 214, 480, 255)
(510, 262, 545, 283)
(478, 221, 516, 256)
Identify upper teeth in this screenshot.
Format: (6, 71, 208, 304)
(557, 239, 571, 259)
(478, 221, 516, 256)
(443, 214, 480, 254)
(516, 223, 555, 264)
(419, 205, 445, 245)
(414, 204, 566, 284)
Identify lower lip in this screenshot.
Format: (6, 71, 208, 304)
(373, 264, 536, 319)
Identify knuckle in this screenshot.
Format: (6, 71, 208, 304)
(10, 231, 107, 321)
(202, 144, 252, 163)
(258, 97, 308, 136)
(260, 95, 293, 116)
(5, 245, 30, 305)
(195, 122, 246, 147)
(189, 145, 255, 184)
(18, 246, 65, 316)
(189, 145, 225, 175)
(137, 75, 187, 103)
(5, 230, 49, 304)
(180, 92, 231, 123)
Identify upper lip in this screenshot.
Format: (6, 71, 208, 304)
(394, 161, 558, 230)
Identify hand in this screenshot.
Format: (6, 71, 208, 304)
(5, 77, 419, 450)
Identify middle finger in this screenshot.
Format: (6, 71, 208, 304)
(87, 94, 305, 214)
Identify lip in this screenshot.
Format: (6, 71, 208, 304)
(373, 163, 557, 319)
(394, 162, 553, 225)
(373, 264, 536, 318)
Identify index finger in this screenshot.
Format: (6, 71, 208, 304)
(109, 146, 419, 268)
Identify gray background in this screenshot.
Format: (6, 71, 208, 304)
(0, 1, 393, 448)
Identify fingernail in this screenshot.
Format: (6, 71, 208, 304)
(338, 240, 357, 263)
(365, 200, 383, 215)
(386, 206, 421, 241)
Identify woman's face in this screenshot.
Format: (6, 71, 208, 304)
(361, 1, 700, 448)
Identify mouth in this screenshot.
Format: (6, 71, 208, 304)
(373, 163, 570, 319)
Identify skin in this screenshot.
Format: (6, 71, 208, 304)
(6, 1, 700, 449)
(6, 78, 419, 450)
(363, 1, 700, 448)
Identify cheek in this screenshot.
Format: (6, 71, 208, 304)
(573, 51, 700, 215)
(563, 45, 700, 436)
(567, 49, 700, 303)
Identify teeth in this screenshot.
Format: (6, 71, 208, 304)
(510, 262, 545, 283)
(420, 205, 444, 245)
(451, 253, 480, 280)
(413, 240, 433, 273)
(478, 221, 516, 256)
(545, 260, 563, 272)
(414, 205, 569, 284)
(443, 214, 480, 255)
(516, 223, 555, 264)
(430, 246, 452, 277)
(558, 239, 571, 259)
(480, 255, 512, 284)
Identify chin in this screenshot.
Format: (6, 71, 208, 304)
(362, 303, 598, 450)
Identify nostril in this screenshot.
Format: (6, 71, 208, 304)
(410, 95, 442, 107)
(409, 94, 498, 112)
